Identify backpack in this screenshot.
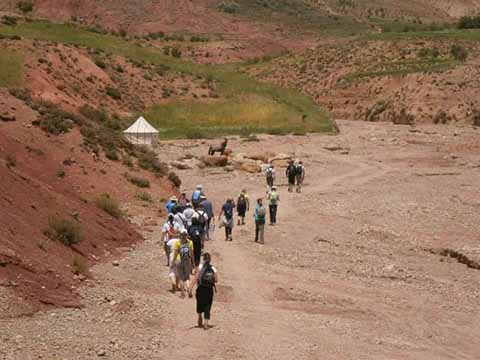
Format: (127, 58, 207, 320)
(199, 264, 216, 288)
(192, 210, 206, 227)
(287, 165, 296, 177)
(179, 242, 191, 260)
(192, 190, 201, 202)
(256, 206, 266, 219)
(269, 192, 278, 205)
(266, 167, 274, 179)
(237, 195, 246, 210)
(224, 204, 233, 220)
(296, 164, 304, 176)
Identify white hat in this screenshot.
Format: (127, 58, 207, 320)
(180, 229, 188, 235)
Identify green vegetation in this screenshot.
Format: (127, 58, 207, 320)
(128, 175, 150, 188)
(1, 16, 18, 26)
(45, 216, 83, 246)
(5, 154, 17, 169)
(18, 1, 34, 13)
(0, 50, 23, 87)
(0, 20, 333, 137)
(136, 191, 153, 203)
(168, 172, 181, 188)
(72, 254, 88, 275)
(369, 28, 480, 42)
(96, 193, 122, 218)
(343, 59, 459, 83)
(458, 15, 480, 29)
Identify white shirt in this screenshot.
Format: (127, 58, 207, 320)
(162, 221, 181, 243)
(183, 207, 195, 226)
(173, 213, 187, 231)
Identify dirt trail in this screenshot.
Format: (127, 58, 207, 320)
(2, 121, 480, 359)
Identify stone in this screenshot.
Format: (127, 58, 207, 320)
(170, 161, 193, 170)
(112, 260, 120, 267)
(97, 349, 106, 357)
(0, 112, 16, 122)
(199, 155, 228, 167)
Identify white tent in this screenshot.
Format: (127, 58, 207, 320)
(123, 116, 159, 146)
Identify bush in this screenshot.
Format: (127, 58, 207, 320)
(136, 147, 168, 174)
(9, 87, 32, 104)
(79, 105, 108, 123)
(72, 254, 88, 275)
(1, 16, 18, 26)
(105, 148, 119, 160)
(18, 1, 33, 13)
(458, 15, 480, 29)
(106, 87, 122, 100)
(94, 58, 107, 69)
(57, 166, 66, 178)
(451, 44, 468, 61)
(46, 216, 83, 246)
(171, 47, 182, 58)
(473, 109, 480, 127)
(96, 193, 123, 218)
(129, 175, 150, 188)
(136, 191, 153, 202)
(37, 102, 80, 135)
(5, 155, 16, 168)
(168, 172, 182, 188)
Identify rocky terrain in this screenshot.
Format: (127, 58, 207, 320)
(2, 121, 479, 359)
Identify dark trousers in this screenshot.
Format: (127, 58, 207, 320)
(255, 220, 265, 243)
(225, 225, 232, 239)
(196, 286, 214, 320)
(269, 205, 278, 224)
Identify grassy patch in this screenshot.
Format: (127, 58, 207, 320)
(96, 193, 122, 218)
(368, 29, 480, 42)
(72, 254, 88, 275)
(0, 50, 23, 87)
(45, 216, 83, 246)
(0, 20, 333, 137)
(342, 59, 459, 83)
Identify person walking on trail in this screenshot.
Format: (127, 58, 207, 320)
(236, 190, 249, 226)
(200, 196, 214, 241)
(286, 161, 297, 193)
(162, 214, 181, 266)
(254, 198, 266, 244)
(172, 229, 195, 298)
(190, 252, 218, 330)
(166, 196, 178, 214)
(192, 185, 204, 208)
(182, 203, 195, 228)
(219, 198, 235, 241)
(173, 210, 188, 232)
(178, 192, 188, 208)
(265, 164, 276, 190)
(267, 186, 280, 225)
(189, 214, 205, 269)
(295, 161, 305, 193)
(167, 236, 180, 293)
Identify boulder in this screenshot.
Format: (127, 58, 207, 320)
(170, 160, 193, 170)
(232, 159, 262, 173)
(199, 155, 229, 167)
(245, 152, 273, 163)
(268, 153, 293, 168)
(0, 112, 16, 122)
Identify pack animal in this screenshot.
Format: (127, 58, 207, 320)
(208, 138, 228, 156)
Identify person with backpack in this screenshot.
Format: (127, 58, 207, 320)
(200, 195, 214, 241)
(172, 229, 195, 298)
(166, 196, 178, 214)
(236, 190, 249, 226)
(254, 198, 266, 244)
(286, 161, 297, 193)
(218, 198, 235, 241)
(295, 161, 305, 193)
(190, 252, 218, 330)
(161, 214, 181, 266)
(191, 185, 204, 208)
(267, 186, 280, 225)
(182, 203, 195, 228)
(188, 214, 205, 269)
(265, 164, 275, 190)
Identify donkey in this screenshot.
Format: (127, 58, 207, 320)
(208, 138, 228, 156)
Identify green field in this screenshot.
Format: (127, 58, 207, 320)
(0, 50, 23, 87)
(0, 20, 334, 138)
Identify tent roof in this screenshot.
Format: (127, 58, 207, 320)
(124, 116, 159, 134)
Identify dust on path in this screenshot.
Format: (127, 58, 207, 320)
(2, 121, 480, 359)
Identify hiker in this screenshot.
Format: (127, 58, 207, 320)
(182, 203, 195, 228)
(173, 210, 188, 232)
(295, 161, 305, 193)
(218, 198, 235, 241)
(265, 164, 275, 190)
(161, 214, 181, 266)
(200, 195, 214, 240)
(236, 189, 249, 226)
(189, 213, 205, 269)
(267, 186, 280, 225)
(192, 185, 204, 208)
(166, 196, 178, 214)
(286, 161, 297, 193)
(190, 252, 218, 330)
(254, 198, 266, 244)
(178, 192, 188, 208)
(167, 236, 180, 293)
(172, 229, 195, 298)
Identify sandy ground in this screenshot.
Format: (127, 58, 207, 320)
(1, 120, 480, 359)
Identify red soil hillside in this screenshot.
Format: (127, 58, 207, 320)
(0, 89, 177, 314)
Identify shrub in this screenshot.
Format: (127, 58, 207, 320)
(136, 147, 168, 174)
(106, 87, 122, 100)
(473, 109, 480, 127)
(9, 87, 32, 104)
(129, 175, 150, 188)
(18, 1, 33, 13)
(168, 172, 182, 188)
(115, 64, 125, 73)
(5, 155, 16, 168)
(451, 44, 468, 62)
(96, 193, 122, 218)
(105, 148, 119, 160)
(122, 154, 134, 167)
(57, 166, 66, 178)
(458, 15, 480, 29)
(72, 254, 88, 275)
(37, 103, 79, 135)
(136, 191, 153, 202)
(46, 216, 83, 246)
(79, 104, 108, 123)
(1, 16, 18, 26)
(171, 47, 182, 58)
(94, 58, 107, 69)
